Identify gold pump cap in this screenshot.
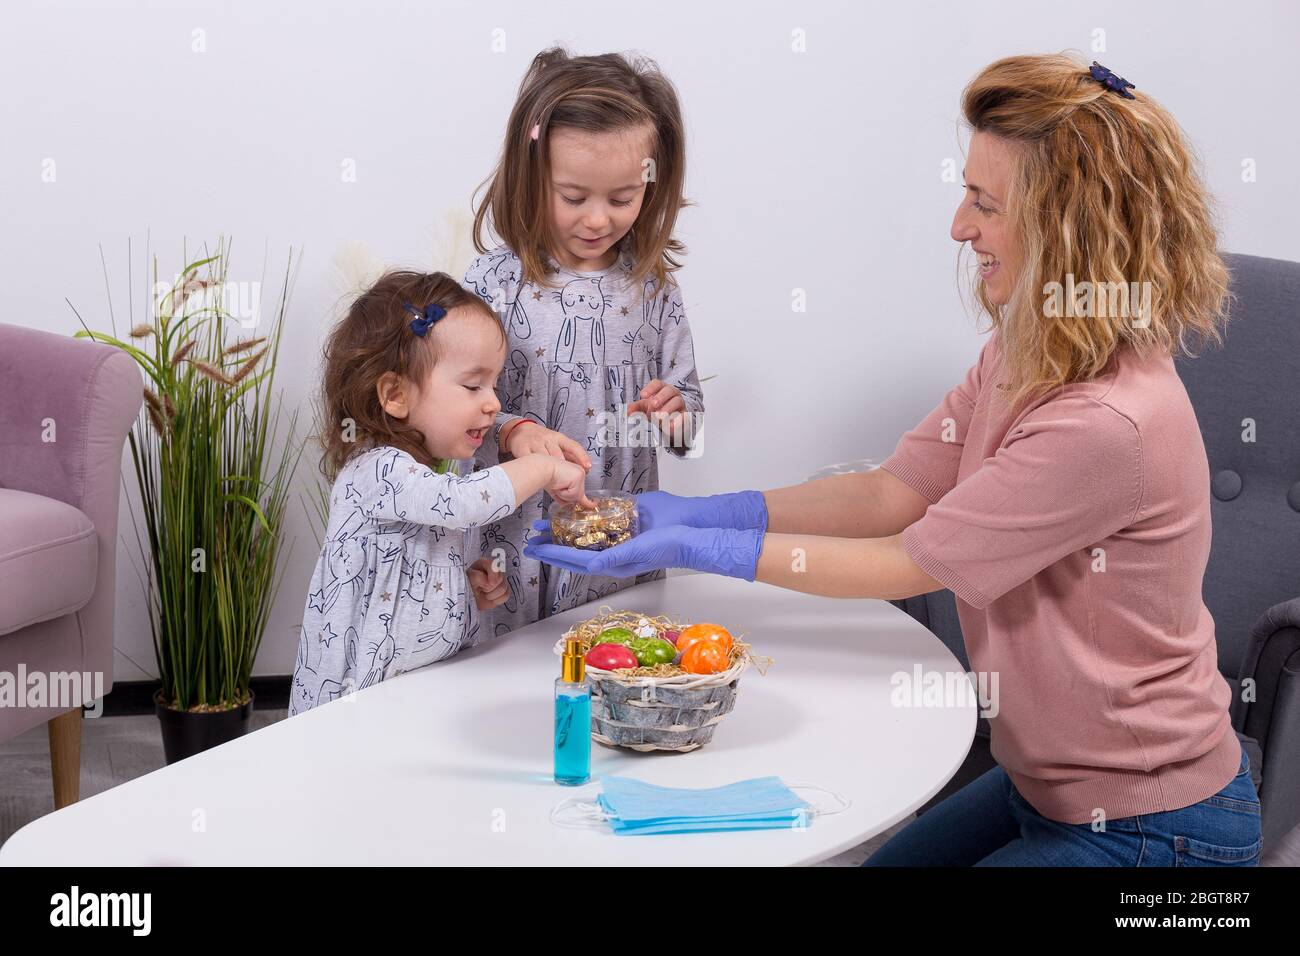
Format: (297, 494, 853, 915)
(561, 636, 585, 683)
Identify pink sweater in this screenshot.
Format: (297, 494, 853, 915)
(881, 333, 1241, 824)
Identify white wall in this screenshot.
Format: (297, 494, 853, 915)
(3, 0, 1296, 679)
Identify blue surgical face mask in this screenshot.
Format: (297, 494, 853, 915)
(550, 776, 850, 836)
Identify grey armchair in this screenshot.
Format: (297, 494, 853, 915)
(892, 252, 1300, 853)
(0, 322, 142, 808)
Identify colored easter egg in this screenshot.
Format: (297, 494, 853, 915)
(629, 637, 677, 667)
(676, 623, 734, 658)
(585, 643, 638, 671)
(681, 641, 730, 675)
(592, 627, 637, 648)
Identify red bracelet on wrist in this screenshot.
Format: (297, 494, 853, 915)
(503, 419, 537, 449)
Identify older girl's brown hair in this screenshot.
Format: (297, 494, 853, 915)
(316, 271, 504, 482)
(961, 53, 1231, 409)
(472, 46, 689, 291)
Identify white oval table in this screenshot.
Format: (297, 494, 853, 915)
(0, 574, 976, 866)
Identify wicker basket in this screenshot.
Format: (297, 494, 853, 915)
(550, 609, 757, 753)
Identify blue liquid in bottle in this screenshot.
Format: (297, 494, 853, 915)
(554, 680, 591, 786)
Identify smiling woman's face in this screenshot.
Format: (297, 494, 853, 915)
(951, 131, 1021, 306)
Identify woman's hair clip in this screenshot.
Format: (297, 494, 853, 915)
(530, 123, 540, 141)
(1088, 61, 1136, 99)
(404, 301, 447, 337)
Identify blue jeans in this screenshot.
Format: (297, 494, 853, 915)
(864, 749, 1261, 866)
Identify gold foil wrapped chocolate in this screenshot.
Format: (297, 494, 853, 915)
(548, 491, 639, 551)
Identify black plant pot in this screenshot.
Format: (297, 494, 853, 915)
(154, 689, 255, 764)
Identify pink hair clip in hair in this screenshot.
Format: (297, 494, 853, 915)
(530, 123, 540, 141)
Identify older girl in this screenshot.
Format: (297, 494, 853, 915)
(463, 47, 706, 639)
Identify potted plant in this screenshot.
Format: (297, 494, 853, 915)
(71, 239, 303, 763)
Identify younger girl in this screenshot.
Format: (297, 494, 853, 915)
(289, 271, 589, 716)
(464, 47, 705, 638)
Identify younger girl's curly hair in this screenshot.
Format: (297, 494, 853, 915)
(316, 271, 504, 482)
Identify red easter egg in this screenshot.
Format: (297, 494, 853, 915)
(585, 643, 638, 671)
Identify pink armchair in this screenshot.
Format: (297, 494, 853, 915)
(0, 322, 141, 808)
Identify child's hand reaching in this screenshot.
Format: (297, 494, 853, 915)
(627, 380, 689, 445)
(506, 421, 592, 470)
(468, 557, 510, 612)
(549, 459, 596, 509)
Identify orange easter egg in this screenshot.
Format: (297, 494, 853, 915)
(675, 623, 734, 658)
(680, 640, 730, 675)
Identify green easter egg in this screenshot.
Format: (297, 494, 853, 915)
(629, 637, 677, 667)
(591, 626, 638, 648)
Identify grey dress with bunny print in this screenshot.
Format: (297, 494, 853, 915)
(460, 244, 705, 640)
(288, 445, 516, 716)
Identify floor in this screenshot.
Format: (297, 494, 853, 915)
(3, 711, 1296, 866)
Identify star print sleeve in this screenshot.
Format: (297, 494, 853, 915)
(654, 279, 705, 458)
(347, 447, 517, 529)
(461, 250, 500, 309)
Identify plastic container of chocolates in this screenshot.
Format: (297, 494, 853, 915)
(548, 490, 639, 551)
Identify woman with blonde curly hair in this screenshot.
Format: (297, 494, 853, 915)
(527, 53, 1258, 866)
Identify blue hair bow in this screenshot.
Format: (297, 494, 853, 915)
(1089, 61, 1136, 100)
(403, 301, 447, 337)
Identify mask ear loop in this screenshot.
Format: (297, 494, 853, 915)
(549, 796, 613, 831)
(786, 783, 852, 817)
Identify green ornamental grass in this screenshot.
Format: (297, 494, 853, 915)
(72, 239, 304, 712)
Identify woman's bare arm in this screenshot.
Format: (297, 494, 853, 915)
(754, 532, 945, 600)
(754, 469, 943, 599)
(763, 467, 933, 538)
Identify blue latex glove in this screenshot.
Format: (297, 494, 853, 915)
(635, 489, 769, 533)
(524, 523, 763, 581)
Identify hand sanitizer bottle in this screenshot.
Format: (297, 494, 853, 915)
(554, 637, 591, 786)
